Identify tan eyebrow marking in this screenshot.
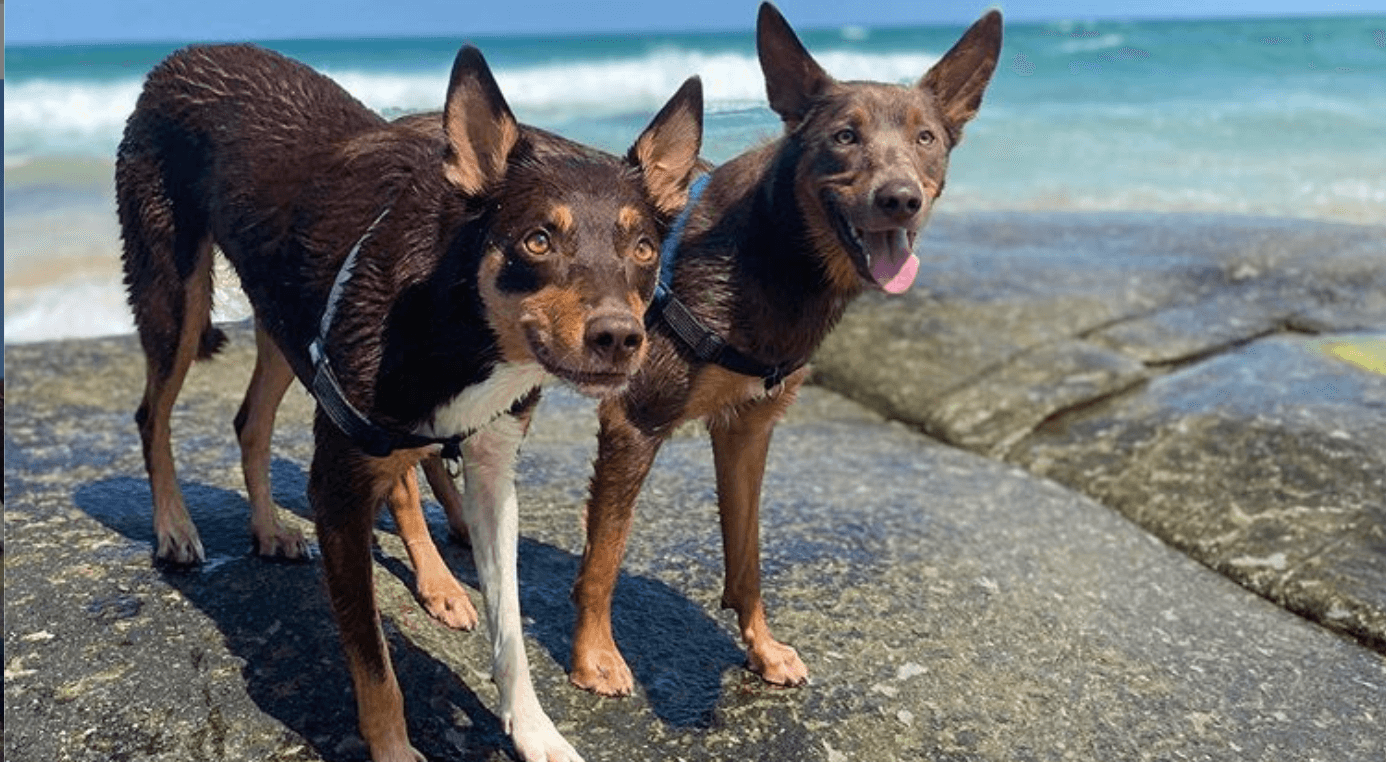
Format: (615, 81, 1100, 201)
(617, 205, 643, 231)
(550, 204, 574, 233)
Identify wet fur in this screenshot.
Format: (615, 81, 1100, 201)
(565, 3, 1003, 695)
(116, 42, 701, 761)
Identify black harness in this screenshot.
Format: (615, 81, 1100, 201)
(308, 207, 468, 460)
(647, 175, 804, 391)
(311, 176, 802, 459)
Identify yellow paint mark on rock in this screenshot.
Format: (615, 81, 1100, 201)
(1319, 336, 1386, 376)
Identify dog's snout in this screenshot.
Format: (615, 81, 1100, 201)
(584, 312, 645, 364)
(874, 180, 923, 221)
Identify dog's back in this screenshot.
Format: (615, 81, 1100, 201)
(117, 45, 385, 367)
(122, 44, 382, 181)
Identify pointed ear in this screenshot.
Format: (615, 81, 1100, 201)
(919, 10, 1003, 143)
(443, 45, 520, 195)
(756, 2, 833, 125)
(627, 76, 704, 216)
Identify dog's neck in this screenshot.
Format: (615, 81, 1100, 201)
(347, 188, 506, 433)
(705, 137, 862, 366)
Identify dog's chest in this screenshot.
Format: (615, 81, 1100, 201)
(420, 362, 547, 438)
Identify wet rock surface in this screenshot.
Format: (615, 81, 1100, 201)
(815, 211, 1386, 652)
(7, 304, 1386, 761)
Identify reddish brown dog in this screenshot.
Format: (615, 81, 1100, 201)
(560, 3, 1005, 694)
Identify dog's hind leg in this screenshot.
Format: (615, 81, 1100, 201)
(133, 241, 216, 565)
(421, 455, 470, 545)
(459, 411, 582, 762)
(233, 324, 311, 559)
(707, 370, 810, 687)
(387, 465, 479, 630)
(118, 129, 226, 565)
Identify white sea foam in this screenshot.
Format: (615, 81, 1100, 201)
(3, 48, 942, 162)
(1059, 33, 1126, 54)
(330, 48, 941, 117)
(3, 278, 135, 343)
(3, 78, 147, 160)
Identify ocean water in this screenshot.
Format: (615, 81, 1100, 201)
(5, 15, 1385, 343)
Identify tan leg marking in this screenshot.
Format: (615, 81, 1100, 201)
(708, 368, 809, 686)
(422, 455, 470, 545)
(236, 325, 310, 559)
(388, 466, 479, 631)
(143, 239, 215, 564)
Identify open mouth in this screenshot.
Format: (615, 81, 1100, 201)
(844, 223, 921, 295)
(822, 192, 923, 295)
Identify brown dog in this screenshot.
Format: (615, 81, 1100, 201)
(559, 3, 1004, 695)
(117, 42, 701, 760)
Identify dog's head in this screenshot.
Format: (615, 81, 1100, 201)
(756, 2, 1001, 295)
(440, 47, 703, 397)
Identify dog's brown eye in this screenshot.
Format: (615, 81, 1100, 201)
(918, 130, 936, 146)
(523, 230, 551, 256)
(632, 237, 658, 264)
(833, 128, 858, 145)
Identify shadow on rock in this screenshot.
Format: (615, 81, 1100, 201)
(74, 463, 745, 751)
(382, 533, 746, 729)
(76, 475, 524, 760)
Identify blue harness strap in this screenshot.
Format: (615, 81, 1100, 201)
(646, 175, 803, 390)
(653, 175, 710, 307)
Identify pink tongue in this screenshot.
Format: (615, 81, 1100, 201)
(866, 229, 919, 294)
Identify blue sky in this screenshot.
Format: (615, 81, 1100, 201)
(6, 0, 1384, 45)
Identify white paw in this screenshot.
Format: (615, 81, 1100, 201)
(503, 706, 583, 762)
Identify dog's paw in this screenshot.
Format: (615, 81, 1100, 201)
(568, 646, 634, 697)
(154, 524, 206, 566)
(504, 708, 584, 762)
(365, 741, 427, 762)
(417, 576, 479, 631)
(251, 519, 312, 561)
(748, 639, 808, 687)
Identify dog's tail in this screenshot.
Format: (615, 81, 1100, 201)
(116, 99, 228, 379)
(198, 323, 229, 360)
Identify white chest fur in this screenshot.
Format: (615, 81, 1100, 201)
(419, 362, 548, 438)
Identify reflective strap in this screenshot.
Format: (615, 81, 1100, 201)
(319, 205, 392, 340)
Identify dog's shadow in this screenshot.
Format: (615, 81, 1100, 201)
(74, 460, 742, 758)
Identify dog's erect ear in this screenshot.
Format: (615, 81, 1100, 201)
(443, 45, 520, 195)
(628, 76, 704, 216)
(757, 2, 833, 125)
(919, 10, 1003, 143)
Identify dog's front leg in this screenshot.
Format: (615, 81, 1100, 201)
(459, 413, 583, 762)
(310, 422, 424, 762)
(570, 397, 664, 696)
(707, 372, 809, 687)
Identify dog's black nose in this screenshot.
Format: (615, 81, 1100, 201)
(585, 312, 645, 365)
(874, 180, 923, 221)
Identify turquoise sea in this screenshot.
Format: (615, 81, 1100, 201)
(5, 14, 1385, 343)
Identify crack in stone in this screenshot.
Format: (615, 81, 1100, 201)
(1001, 320, 1327, 459)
